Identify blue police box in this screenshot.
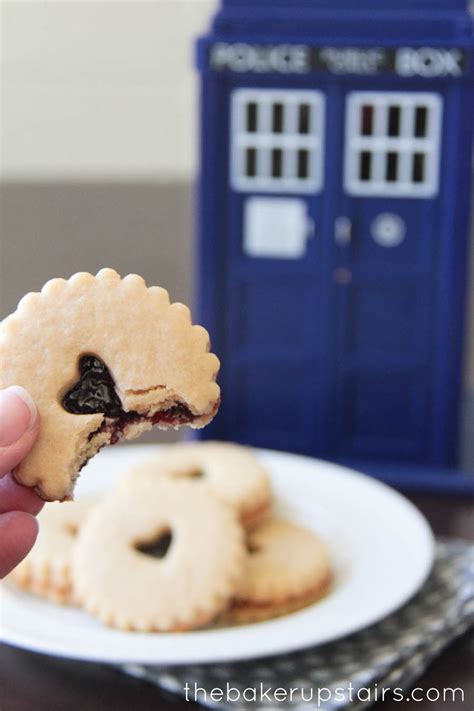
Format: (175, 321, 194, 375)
(195, 0, 474, 493)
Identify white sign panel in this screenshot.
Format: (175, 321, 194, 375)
(243, 197, 309, 259)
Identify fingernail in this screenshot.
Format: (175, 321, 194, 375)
(0, 386, 38, 446)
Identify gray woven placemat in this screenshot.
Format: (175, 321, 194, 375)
(122, 540, 474, 710)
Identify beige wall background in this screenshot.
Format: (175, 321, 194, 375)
(0, 0, 217, 447)
(1, 1, 473, 463)
(0, 0, 215, 317)
(1, 0, 216, 180)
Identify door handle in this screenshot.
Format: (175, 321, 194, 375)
(334, 217, 352, 247)
(306, 216, 316, 239)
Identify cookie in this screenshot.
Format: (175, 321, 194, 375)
(0, 269, 220, 501)
(73, 478, 245, 632)
(118, 441, 272, 527)
(225, 519, 332, 624)
(10, 500, 94, 604)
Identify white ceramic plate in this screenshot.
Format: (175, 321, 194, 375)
(1, 445, 434, 665)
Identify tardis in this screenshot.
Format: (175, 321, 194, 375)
(195, 0, 474, 492)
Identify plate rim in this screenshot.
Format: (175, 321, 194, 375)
(1, 446, 435, 665)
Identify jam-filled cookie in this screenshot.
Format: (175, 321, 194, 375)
(225, 518, 332, 624)
(118, 441, 272, 528)
(73, 479, 245, 632)
(9, 500, 94, 604)
(0, 269, 220, 501)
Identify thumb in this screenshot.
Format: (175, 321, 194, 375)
(0, 387, 39, 478)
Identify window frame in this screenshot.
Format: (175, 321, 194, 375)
(230, 88, 326, 194)
(344, 91, 443, 198)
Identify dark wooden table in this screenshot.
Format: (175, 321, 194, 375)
(1, 493, 473, 711)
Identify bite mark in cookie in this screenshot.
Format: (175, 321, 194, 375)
(62, 354, 214, 478)
(63, 355, 200, 429)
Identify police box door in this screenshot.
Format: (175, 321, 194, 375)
(223, 85, 328, 452)
(330, 89, 444, 462)
(221, 83, 444, 462)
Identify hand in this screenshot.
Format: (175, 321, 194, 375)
(0, 387, 43, 578)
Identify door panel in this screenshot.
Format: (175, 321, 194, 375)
(346, 281, 426, 355)
(234, 278, 316, 352)
(340, 368, 427, 458)
(228, 362, 318, 452)
(224, 84, 327, 451)
(332, 89, 443, 461)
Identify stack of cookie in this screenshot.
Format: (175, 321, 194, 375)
(10, 442, 332, 632)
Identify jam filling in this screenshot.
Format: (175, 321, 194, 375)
(136, 531, 173, 559)
(63, 355, 123, 417)
(63, 354, 196, 445)
(246, 542, 261, 554)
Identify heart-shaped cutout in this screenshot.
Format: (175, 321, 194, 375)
(136, 530, 173, 559)
(62, 355, 123, 417)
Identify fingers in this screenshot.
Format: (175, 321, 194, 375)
(0, 386, 39, 478)
(0, 388, 42, 578)
(0, 473, 44, 516)
(0, 511, 38, 578)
